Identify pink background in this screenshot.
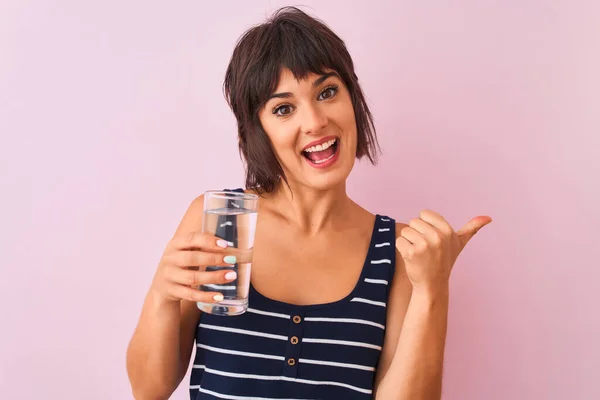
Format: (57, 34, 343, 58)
(1, 1, 599, 399)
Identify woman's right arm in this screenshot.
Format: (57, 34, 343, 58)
(126, 195, 236, 399)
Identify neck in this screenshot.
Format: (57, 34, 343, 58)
(266, 179, 354, 235)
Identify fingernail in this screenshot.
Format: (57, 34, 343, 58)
(213, 294, 224, 302)
(224, 255, 237, 264)
(225, 271, 237, 280)
(216, 239, 228, 248)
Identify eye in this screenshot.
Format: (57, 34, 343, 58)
(318, 85, 339, 101)
(273, 104, 294, 117)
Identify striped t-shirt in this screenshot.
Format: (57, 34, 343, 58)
(190, 214, 396, 399)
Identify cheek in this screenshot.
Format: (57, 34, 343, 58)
(272, 136, 296, 158)
(334, 97, 357, 129)
(260, 115, 290, 154)
(262, 124, 298, 160)
(338, 105, 357, 143)
(347, 108, 357, 131)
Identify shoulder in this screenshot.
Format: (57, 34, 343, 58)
(372, 218, 409, 306)
(389, 220, 410, 307)
(186, 194, 206, 217)
(392, 221, 409, 280)
(394, 221, 408, 238)
(172, 194, 206, 237)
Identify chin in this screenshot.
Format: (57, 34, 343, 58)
(297, 173, 347, 192)
(295, 152, 355, 192)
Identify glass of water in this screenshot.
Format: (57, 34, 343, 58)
(197, 190, 258, 316)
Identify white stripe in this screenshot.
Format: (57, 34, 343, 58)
(226, 240, 235, 247)
(194, 365, 371, 394)
(378, 228, 390, 232)
(364, 278, 388, 285)
(202, 284, 236, 290)
(194, 364, 279, 381)
(300, 358, 375, 372)
(371, 259, 392, 264)
(198, 387, 309, 400)
(231, 202, 240, 208)
(197, 344, 284, 361)
(351, 297, 387, 308)
(246, 308, 290, 319)
(375, 242, 391, 248)
(220, 221, 233, 227)
(199, 323, 287, 341)
(381, 218, 391, 222)
(286, 377, 371, 395)
(303, 337, 382, 351)
(304, 317, 384, 330)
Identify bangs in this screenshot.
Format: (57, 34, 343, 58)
(250, 19, 350, 112)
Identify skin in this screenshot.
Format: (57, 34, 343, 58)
(125, 67, 492, 400)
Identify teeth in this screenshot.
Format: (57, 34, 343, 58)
(304, 138, 336, 153)
(312, 153, 336, 164)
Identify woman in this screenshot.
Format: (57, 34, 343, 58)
(126, 7, 491, 400)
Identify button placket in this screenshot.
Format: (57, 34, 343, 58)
(283, 310, 305, 378)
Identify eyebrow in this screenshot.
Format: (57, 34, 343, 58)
(267, 72, 340, 101)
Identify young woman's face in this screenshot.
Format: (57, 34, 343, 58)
(258, 68, 357, 191)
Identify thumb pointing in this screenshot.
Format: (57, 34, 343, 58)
(456, 216, 492, 248)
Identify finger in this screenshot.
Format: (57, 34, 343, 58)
(456, 216, 493, 248)
(168, 284, 224, 303)
(395, 236, 412, 257)
(166, 265, 237, 287)
(419, 209, 453, 235)
(170, 232, 229, 251)
(168, 250, 237, 269)
(226, 247, 253, 264)
(400, 226, 425, 245)
(409, 218, 440, 239)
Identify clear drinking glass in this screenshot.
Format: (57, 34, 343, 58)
(196, 190, 258, 316)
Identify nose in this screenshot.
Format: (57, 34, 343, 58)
(300, 103, 328, 135)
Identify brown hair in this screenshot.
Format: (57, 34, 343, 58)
(223, 6, 380, 192)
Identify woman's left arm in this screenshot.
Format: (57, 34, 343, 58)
(374, 211, 492, 400)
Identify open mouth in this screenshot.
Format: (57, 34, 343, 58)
(301, 138, 339, 166)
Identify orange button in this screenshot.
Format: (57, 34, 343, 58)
(290, 336, 299, 345)
(293, 315, 302, 324)
(287, 358, 296, 366)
